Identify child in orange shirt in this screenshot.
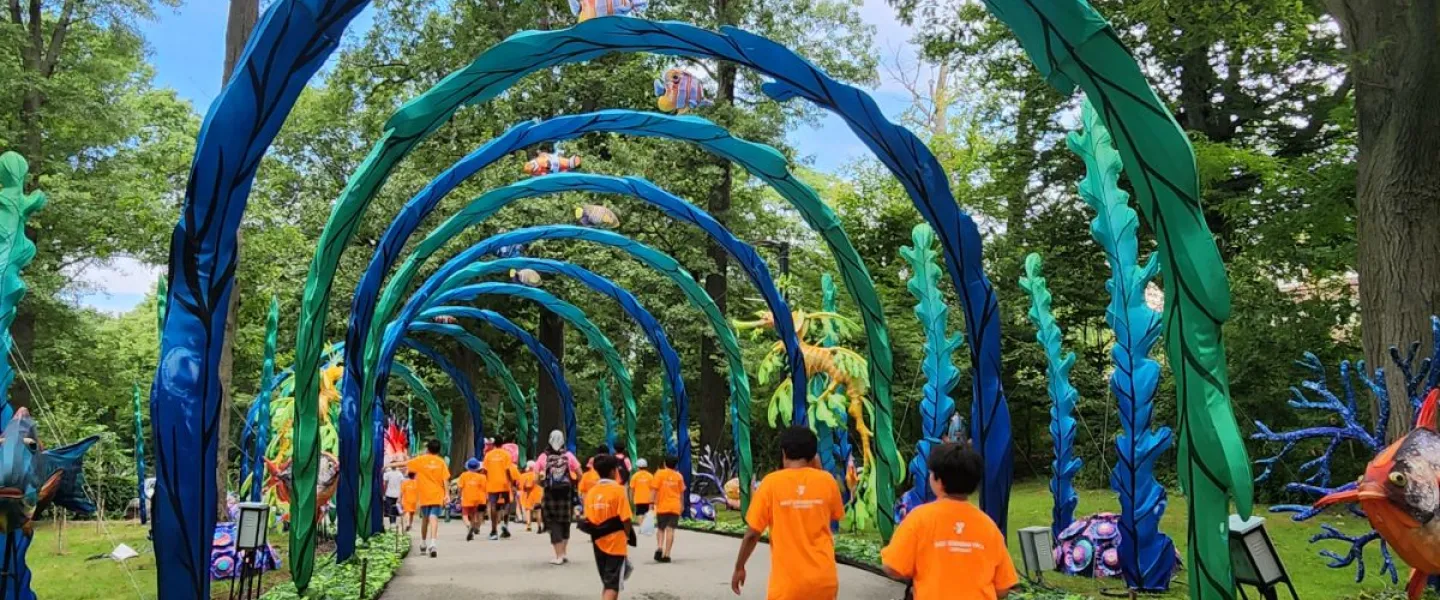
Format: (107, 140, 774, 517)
(629, 458, 654, 517)
(880, 443, 1018, 600)
(730, 426, 844, 600)
(649, 455, 685, 563)
(455, 458, 487, 541)
(400, 472, 419, 532)
(578, 454, 635, 599)
(520, 461, 541, 531)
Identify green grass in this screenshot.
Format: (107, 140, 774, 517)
(26, 517, 293, 600)
(704, 481, 1424, 599)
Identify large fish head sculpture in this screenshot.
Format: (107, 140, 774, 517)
(1317, 389, 1440, 598)
(0, 408, 99, 534)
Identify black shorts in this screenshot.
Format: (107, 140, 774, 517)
(594, 546, 627, 592)
(635, 503, 651, 516)
(487, 493, 509, 511)
(547, 520, 571, 544)
(656, 513, 680, 529)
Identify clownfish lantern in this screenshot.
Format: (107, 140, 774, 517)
(568, 0, 647, 22)
(575, 204, 620, 229)
(524, 152, 581, 176)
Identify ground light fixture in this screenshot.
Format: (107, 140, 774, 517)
(1017, 526, 1057, 584)
(229, 503, 272, 600)
(1229, 515, 1299, 600)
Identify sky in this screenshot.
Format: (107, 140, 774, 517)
(73, 0, 917, 313)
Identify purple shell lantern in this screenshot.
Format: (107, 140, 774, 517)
(211, 552, 238, 580)
(1054, 513, 1126, 579)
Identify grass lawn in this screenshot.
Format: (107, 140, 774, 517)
(709, 480, 1424, 599)
(26, 518, 292, 600)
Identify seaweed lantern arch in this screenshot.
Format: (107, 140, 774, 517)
(161, 9, 1035, 596)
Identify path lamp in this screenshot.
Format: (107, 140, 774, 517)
(1228, 515, 1298, 600)
(228, 502, 271, 600)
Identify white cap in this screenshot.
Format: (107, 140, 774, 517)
(635, 458, 648, 469)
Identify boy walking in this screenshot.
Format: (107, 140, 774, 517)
(579, 454, 635, 600)
(483, 436, 519, 540)
(400, 472, 418, 531)
(629, 458, 654, 517)
(650, 455, 685, 563)
(383, 466, 404, 526)
(456, 458, 487, 541)
(406, 439, 451, 557)
(881, 443, 1018, 600)
(730, 426, 845, 599)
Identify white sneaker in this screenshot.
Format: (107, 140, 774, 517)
(549, 557, 565, 565)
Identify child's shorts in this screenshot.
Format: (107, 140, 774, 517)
(656, 513, 680, 529)
(593, 546, 627, 592)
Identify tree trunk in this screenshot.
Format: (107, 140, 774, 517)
(697, 42, 739, 455)
(537, 311, 566, 436)
(450, 408, 473, 478)
(1329, 0, 1440, 440)
(216, 0, 260, 521)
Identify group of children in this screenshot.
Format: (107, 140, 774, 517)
(390, 427, 1017, 600)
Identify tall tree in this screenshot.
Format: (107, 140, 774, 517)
(2, 0, 188, 412)
(215, 0, 260, 521)
(1325, 0, 1439, 437)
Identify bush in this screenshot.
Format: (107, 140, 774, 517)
(260, 532, 407, 600)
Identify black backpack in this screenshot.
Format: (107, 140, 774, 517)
(543, 451, 572, 488)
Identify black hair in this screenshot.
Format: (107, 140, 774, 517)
(426, 439, 442, 454)
(594, 445, 611, 459)
(406, 471, 416, 479)
(928, 442, 983, 495)
(662, 454, 679, 469)
(778, 425, 818, 462)
(593, 453, 620, 479)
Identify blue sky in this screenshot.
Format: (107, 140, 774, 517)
(75, 0, 916, 312)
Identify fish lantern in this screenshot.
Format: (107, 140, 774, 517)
(524, 152, 581, 176)
(1315, 389, 1440, 600)
(0, 407, 99, 536)
(654, 69, 713, 114)
(568, 0, 647, 22)
(510, 269, 542, 287)
(432, 315, 458, 325)
(576, 204, 620, 229)
(265, 452, 341, 523)
(496, 243, 528, 259)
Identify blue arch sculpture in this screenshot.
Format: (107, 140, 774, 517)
(421, 284, 637, 459)
(405, 320, 576, 450)
(160, 9, 999, 593)
(397, 338, 483, 457)
(401, 329, 531, 456)
(404, 258, 694, 497)
(420, 226, 757, 510)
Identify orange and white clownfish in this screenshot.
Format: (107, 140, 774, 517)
(524, 152, 581, 176)
(654, 68, 712, 114)
(568, 0, 647, 22)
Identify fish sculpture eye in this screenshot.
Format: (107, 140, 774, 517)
(1389, 472, 1408, 488)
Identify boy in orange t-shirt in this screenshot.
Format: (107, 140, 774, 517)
(399, 473, 419, 531)
(649, 455, 685, 563)
(482, 437, 519, 540)
(629, 459, 655, 516)
(579, 454, 635, 599)
(406, 439, 452, 557)
(519, 462, 541, 531)
(455, 458, 487, 541)
(881, 443, 1018, 600)
(731, 426, 845, 600)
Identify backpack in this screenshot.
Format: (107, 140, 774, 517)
(543, 451, 572, 488)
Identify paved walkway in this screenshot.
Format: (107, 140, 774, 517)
(382, 519, 906, 599)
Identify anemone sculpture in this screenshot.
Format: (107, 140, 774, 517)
(1018, 254, 1083, 542)
(1253, 317, 1440, 590)
(1069, 100, 1175, 590)
(898, 224, 962, 522)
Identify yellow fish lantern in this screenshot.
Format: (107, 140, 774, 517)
(510, 269, 542, 287)
(575, 204, 620, 228)
(523, 151, 581, 176)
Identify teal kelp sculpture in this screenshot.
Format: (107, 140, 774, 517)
(1018, 254, 1082, 541)
(897, 224, 961, 518)
(1070, 99, 1176, 590)
(0, 153, 44, 413)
